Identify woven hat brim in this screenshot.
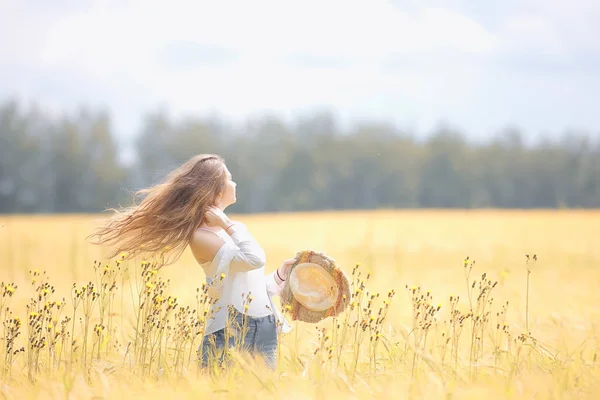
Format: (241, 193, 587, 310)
(281, 250, 351, 323)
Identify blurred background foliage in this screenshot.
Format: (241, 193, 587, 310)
(1, 99, 598, 214)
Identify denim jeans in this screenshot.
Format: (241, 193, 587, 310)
(200, 308, 278, 370)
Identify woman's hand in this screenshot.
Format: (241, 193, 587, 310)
(204, 206, 232, 229)
(276, 258, 296, 284)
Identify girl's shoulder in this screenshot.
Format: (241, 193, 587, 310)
(189, 227, 228, 265)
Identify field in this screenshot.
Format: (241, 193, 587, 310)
(1, 210, 599, 399)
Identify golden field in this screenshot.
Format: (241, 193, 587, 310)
(0, 210, 599, 399)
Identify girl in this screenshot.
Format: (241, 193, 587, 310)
(89, 154, 293, 370)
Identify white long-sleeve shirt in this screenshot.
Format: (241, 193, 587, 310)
(199, 222, 292, 336)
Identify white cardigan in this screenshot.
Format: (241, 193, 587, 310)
(201, 222, 292, 336)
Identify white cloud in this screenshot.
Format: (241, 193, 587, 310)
(497, 0, 600, 56)
(34, 0, 498, 71)
(500, 15, 566, 56)
(30, 1, 498, 98)
(0, 0, 599, 142)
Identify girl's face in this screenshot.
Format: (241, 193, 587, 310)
(218, 166, 236, 209)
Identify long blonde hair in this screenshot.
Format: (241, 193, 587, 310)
(88, 154, 227, 266)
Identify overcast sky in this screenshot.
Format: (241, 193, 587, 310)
(1, 0, 599, 145)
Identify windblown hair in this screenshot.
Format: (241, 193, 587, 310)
(88, 154, 227, 266)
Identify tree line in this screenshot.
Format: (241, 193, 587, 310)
(1, 99, 599, 214)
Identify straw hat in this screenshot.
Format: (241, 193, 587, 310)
(280, 250, 351, 323)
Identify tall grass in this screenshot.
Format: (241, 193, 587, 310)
(0, 210, 599, 398)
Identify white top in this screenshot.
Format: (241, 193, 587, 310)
(199, 222, 292, 336)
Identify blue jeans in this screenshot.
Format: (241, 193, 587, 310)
(200, 308, 278, 370)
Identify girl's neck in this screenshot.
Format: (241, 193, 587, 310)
(199, 223, 221, 231)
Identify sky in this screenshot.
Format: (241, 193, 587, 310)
(1, 0, 599, 150)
